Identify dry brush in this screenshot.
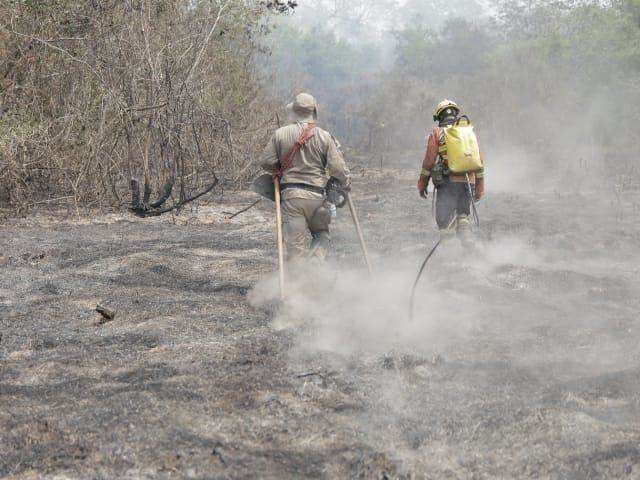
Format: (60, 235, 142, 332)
(0, 0, 293, 216)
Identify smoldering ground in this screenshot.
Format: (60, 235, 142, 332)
(2, 169, 640, 479)
(250, 236, 543, 357)
(249, 166, 640, 478)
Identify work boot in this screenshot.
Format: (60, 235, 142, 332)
(309, 231, 330, 260)
(439, 219, 457, 246)
(456, 214, 475, 250)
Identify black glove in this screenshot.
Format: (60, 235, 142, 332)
(327, 178, 348, 207)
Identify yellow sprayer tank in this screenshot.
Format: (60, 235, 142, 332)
(444, 119, 482, 174)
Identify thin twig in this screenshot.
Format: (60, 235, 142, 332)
(126, 103, 168, 112)
(180, 1, 230, 94)
(4, 27, 105, 86)
(224, 198, 261, 219)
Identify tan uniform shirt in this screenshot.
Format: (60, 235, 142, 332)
(260, 122, 351, 201)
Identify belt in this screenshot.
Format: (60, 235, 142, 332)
(280, 183, 325, 195)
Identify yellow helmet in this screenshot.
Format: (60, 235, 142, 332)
(434, 99, 460, 121)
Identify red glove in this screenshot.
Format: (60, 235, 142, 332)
(474, 178, 485, 201)
(418, 175, 429, 198)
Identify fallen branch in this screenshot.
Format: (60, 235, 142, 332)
(130, 177, 219, 217)
(224, 199, 261, 219)
(296, 372, 325, 379)
(96, 305, 116, 324)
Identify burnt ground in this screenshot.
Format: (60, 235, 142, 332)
(1, 168, 640, 479)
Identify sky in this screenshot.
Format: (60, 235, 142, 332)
(282, 0, 496, 42)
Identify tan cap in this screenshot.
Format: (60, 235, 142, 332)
(287, 93, 318, 123)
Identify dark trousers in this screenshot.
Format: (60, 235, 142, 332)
(435, 178, 472, 230)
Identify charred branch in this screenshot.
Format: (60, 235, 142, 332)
(150, 177, 175, 209)
(130, 176, 218, 218)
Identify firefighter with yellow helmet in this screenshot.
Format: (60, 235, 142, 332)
(418, 99, 485, 243)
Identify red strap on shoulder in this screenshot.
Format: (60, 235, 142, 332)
(432, 126, 442, 142)
(424, 126, 441, 169)
(275, 124, 317, 179)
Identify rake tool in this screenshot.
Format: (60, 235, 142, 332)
(273, 177, 286, 301)
(345, 193, 373, 275)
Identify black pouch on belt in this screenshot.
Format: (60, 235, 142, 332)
(326, 177, 347, 208)
(310, 204, 332, 229)
(432, 162, 448, 187)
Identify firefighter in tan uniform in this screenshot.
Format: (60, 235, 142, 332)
(260, 93, 351, 260)
(418, 99, 485, 243)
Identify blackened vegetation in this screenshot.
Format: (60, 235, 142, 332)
(2, 174, 640, 478)
(129, 176, 219, 218)
(95, 304, 116, 324)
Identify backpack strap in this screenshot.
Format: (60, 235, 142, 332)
(435, 126, 448, 160)
(275, 123, 317, 179)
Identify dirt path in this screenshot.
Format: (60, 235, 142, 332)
(2, 170, 640, 479)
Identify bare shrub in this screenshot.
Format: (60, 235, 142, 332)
(0, 0, 292, 216)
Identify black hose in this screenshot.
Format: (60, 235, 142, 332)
(409, 239, 441, 322)
(470, 197, 480, 227)
(411, 175, 477, 322)
(465, 174, 480, 227)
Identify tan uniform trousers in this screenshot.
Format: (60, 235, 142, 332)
(281, 196, 331, 261)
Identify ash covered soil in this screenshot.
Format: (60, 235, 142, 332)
(2, 168, 640, 479)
